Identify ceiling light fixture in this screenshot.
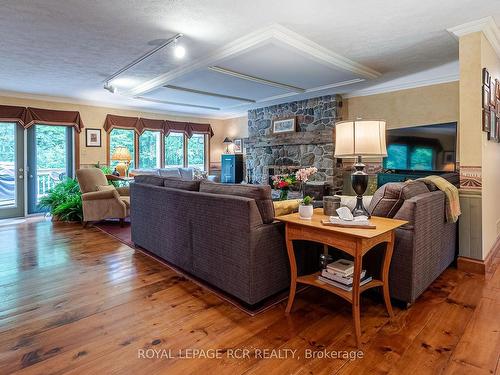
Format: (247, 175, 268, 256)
(103, 82, 116, 93)
(173, 42, 186, 59)
(102, 33, 184, 94)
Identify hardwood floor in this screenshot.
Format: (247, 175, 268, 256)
(0, 220, 498, 375)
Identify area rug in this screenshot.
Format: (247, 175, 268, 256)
(93, 220, 305, 316)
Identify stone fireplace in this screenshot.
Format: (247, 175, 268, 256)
(245, 94, 343, 194)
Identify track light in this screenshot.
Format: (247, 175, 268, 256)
(103, 82, 116, 93)
(173, 42, 186, 59)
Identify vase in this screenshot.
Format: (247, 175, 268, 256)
(279, 189, 289, 201)
(299, 204, 314, 219)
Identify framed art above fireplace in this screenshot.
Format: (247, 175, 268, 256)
(272, 116, 296, 134)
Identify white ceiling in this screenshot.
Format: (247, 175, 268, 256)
(0, 0, 499, 119)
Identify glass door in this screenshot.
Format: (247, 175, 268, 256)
(0, 122, 24, 219)
(27, 124, 74, 214)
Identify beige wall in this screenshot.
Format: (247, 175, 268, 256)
(210, 116, 248, 164)
(0, 93, 230, 167)
(479, 33, 500, 258)
(344, 81, 459, 130)
(459, 31, 500, 259)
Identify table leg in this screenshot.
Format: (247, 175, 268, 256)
(285, 227, 297, 314)
(381, 231, 395, 319)
(352, 243, 363, 348)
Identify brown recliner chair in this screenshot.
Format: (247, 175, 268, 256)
(76, 168, 130, 227)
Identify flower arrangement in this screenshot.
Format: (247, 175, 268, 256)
(272, 174, 297, 200)
(295, 167, 318, 183)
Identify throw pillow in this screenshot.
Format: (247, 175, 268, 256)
(178, 167, 194, 180)
(193, 168, 208, 181)
(273, 199, 301, 217)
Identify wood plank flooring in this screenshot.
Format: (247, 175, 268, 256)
(0, 219, 498, 375)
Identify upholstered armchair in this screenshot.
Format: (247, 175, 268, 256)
(76, 168, 130, 227)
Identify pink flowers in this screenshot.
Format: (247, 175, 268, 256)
(295, 167, 318, 182)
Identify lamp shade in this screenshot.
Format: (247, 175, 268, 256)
(222, 137, 233, 144)
(111, 147, 131, 161)
(334, 120, 387, 157)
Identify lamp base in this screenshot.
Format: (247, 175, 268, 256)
(350, 156, 371, 218)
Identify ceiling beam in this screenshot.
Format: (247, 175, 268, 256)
(208, 66, 305, 93)
(164, 84, 256, 103)
(135, 96, 220, 110)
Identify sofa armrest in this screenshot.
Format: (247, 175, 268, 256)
(82, 190, 119, 201)
(115, 186, 130, 196)
(392, 190, 446, 302)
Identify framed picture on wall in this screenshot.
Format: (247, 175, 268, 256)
(483, 84, 491, 109)
(483, 109, 491, 132)
(443, 151, 455, 164)
(86, 128, 102, 147)
(272, 116, 296, 134)
(489, 112, 499, 142)
(490, 79, 497, 107)
(233, 138, 244, 154)
(483, 68, 491, 86)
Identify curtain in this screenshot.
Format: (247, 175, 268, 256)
(0, 105, 27, 125)
(24, 107, 84, 132)
(103, 114, 140, 134)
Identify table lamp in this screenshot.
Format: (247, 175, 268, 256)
(223, 137, 233, 153)
(111, 147, 132, 177)
(334, 120, 387, 217)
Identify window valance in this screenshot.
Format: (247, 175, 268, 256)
(0, 105, 27, 125)
(0, 105, 85, 132)
(104, 114, 213, 137)
(103, 114, 140, 134)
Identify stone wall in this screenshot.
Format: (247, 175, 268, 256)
(246, 94, 343, 193)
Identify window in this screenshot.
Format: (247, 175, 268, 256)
(165, 132, 184, 167)
(139, 131, 161, 169)
(109, 128, 135, 169)
(187, 134, 206, 170)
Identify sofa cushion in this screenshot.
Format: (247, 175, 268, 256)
(369, 181, 429, 218)
(133, 175, 165, 186)
(178, 167, 194, 180)
(159, 168, 181, 178)
(199, 181, 275, 224)
(163, 178, 200, 191)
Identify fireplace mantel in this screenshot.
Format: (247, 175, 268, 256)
(245, 130, 333, 149)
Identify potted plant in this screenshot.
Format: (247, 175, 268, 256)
(272, 174, 297, 200)
(38, 178, 83, 222)
(295, 167, 318, 197)
(299, 195, 314, 220)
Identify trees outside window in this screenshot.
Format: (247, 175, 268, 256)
(139, 131, 161, 169)
(165, 132, 184, 167)
(187, 134, 206, 170)
(109, 129, 135, 169)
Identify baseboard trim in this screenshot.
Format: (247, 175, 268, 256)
(457, 236, 500, 275)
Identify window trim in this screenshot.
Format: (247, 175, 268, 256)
(108, 129, 210, 171)
(138, 129, 162, 169)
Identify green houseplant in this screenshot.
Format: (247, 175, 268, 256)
(38, 178, 83, 222)
(299, 195, 314, 220)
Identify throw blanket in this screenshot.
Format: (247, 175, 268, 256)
(419, 175, 461, 223)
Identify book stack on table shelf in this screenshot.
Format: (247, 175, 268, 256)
(318, 259, 372, 291)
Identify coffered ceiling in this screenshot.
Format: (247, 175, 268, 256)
(0, 0, 499, 118)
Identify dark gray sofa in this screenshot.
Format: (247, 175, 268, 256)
(368, 175, 458, 304)
(130, 177, 290, 305)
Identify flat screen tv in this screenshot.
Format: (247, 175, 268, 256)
(383, 122, 457, 172)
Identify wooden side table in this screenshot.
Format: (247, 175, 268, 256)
(276, 209, 407, 347)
